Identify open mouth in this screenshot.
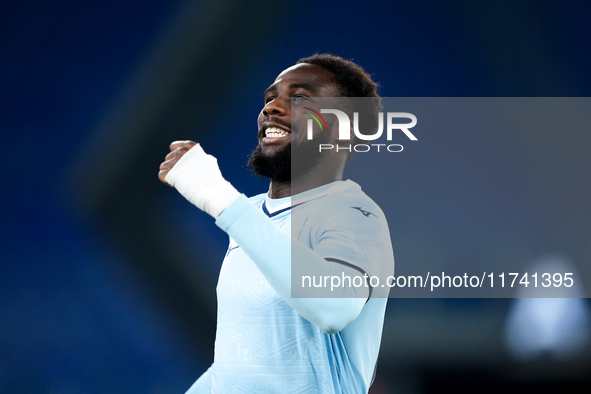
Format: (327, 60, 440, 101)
(264, 126, 290, 138)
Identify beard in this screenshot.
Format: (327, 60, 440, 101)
(247, 142, 292, 182)
(247, 134, 332, 182)
(247, 119, 334, 182)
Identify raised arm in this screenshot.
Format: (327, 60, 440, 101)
(160, 142, 370, 334)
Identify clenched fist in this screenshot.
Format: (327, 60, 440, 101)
(158, 140, 197, 186)
(158, 141, 240, 218)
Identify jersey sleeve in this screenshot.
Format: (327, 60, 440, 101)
(216, 194, 369, 334)
(308, 195, 395, 297)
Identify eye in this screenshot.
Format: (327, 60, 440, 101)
(291, 95, 307, 105)
(265, 96, 275, 104)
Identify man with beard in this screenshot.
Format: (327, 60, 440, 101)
(158, 54, 394, 394)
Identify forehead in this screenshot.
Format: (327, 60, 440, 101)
(267, 63, 337, 95)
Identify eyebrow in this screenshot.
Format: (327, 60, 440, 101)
(264, 82, 319, 95)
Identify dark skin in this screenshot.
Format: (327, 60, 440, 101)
(159, 63, 348, 198)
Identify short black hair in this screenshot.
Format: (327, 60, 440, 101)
(296, 54, 382, 147)
(296, 53, 380, 99)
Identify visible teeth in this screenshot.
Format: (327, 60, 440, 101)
(265, 127, 289, 137)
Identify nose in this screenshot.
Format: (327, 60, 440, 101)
(262, 97, 288, 117)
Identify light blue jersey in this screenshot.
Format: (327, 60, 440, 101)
(188, 180, 394, 394)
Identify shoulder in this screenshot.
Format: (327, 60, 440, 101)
(308, 181, 387, 226)
(293, 181, 391, 244)
(327, 182, 384, 219)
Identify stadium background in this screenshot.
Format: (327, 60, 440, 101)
(1, 0, 590, 392)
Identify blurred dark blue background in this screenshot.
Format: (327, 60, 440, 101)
(1, 0, 590, 392)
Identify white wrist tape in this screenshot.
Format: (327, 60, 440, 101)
(164, 144, 240, 218)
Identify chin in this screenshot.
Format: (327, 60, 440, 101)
(247, 142, 291, 181)
(260, 141, 291, 155)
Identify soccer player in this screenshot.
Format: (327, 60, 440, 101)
(158, 54, 394, 393)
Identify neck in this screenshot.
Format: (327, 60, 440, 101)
(267, 167, 344, 199)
